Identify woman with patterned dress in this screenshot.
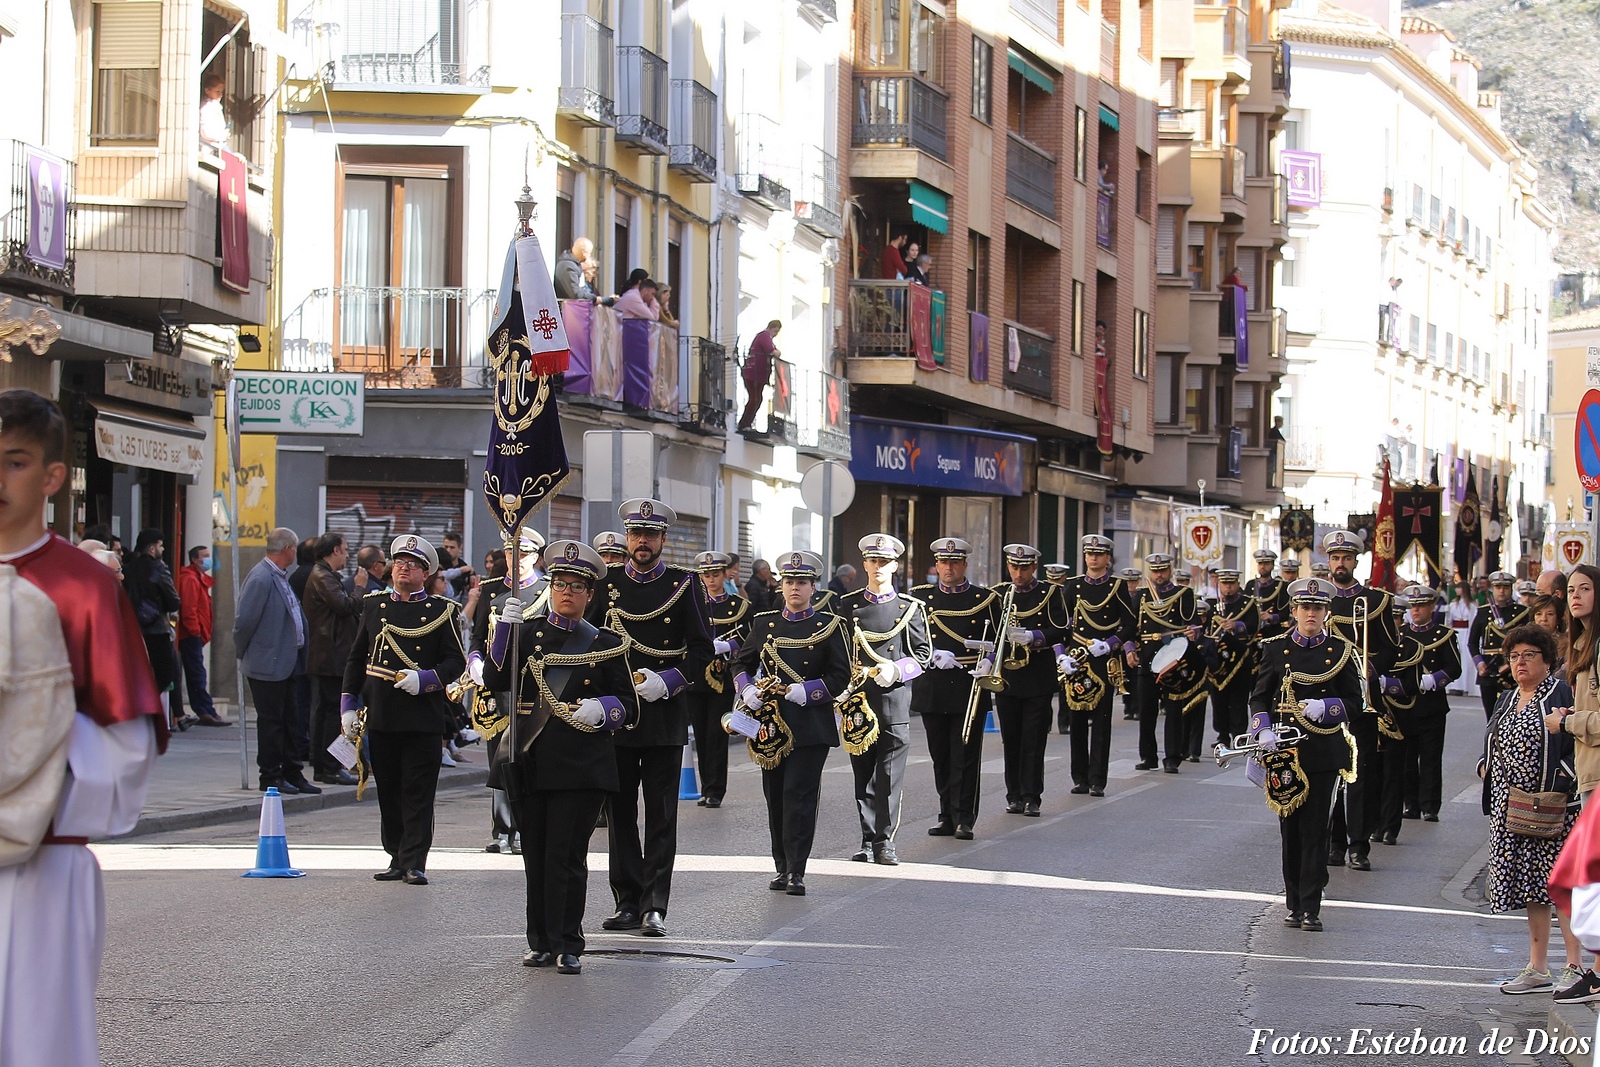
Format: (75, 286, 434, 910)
(1480, 625, 1582, 995)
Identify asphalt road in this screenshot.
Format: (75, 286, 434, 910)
(94, 697, 1581, 1066)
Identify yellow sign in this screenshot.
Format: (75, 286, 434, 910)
(214, 419, 275, 547)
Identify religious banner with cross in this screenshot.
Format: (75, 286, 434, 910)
(218, 149, 250, 294)
(1391, 484, 1443, 586)
(1454, 470, 1482, 581)
(1369, 456, 1397, 592)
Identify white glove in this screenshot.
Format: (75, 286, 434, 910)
(741, 684, 763, 711)
(1056, 653, 1080, 674)
(574, 698, 606, 727)
(468, 656, 485, 686)
(872, 660, 899, 687)
(340, 710, 360, 738)
(931, 649, 960, 670)
(784, 682, 808, 705)
(394, 669, 422, 696)
(1301, 698, 1329, 723)
(1088, 639, 1112, 657)
(713, 639, 735, 655)
(1008, 626, 1034, 645)
(634, 668, 669, 702)
(500, 597, 526, 625)
(963, 638, 995, 653)
(1254, 728, 1280, 753)
(1420, 673, 1438, 692)
(969, 658, 994, 677)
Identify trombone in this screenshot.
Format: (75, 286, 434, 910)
(1351, 596, 1371, 714)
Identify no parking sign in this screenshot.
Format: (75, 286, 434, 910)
(1578, 389, 1600, 494)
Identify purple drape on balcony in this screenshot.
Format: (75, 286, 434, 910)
(622, 318, 654, 408)
(970, 311, 989, 382)
(1232, 284, 1249, 370)
(562, 300, 594, 395)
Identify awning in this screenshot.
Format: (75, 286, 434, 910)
(1099, 104, 1120, 131)
(1, 294, 153, 363)
(909, 180, 949, 234)
(1007, 49, 1055, 94)
(94, 401, 206, 477)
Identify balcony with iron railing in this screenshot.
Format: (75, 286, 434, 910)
(679, 335, 729, 435)
(737, 114, 793, 210)
(616, 46, 669, 154)
(1002, 321, 1054, 400)
(280, 286, 498, 388)
(1096, 191, 1114, 249)
(0, 140, 75, 296)
(852, 75, 949, 161)
(794, 367, 852, 459)
(668, 79, 717, 181)
(558, 13, 615, 127)
(795, 146, 843, 238)
(1006, 133, 1057, 219)
(848, 279, 942, 357)
(298, 0, 489, 89)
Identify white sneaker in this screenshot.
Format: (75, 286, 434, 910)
(458, 728, 481, 744)
(1500, 967, 1554, 995)
(440, 749, 458, 767)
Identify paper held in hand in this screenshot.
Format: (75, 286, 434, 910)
(726, 710, 762, 739)
(327, 735, 359, 771)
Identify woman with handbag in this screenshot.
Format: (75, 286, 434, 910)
(1481, 625, 1583, 995)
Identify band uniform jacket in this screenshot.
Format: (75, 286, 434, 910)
(731, 608, 853, 749)
(1249, 632, 1362, 775)
(1058, 575, 1137, 696)
(994, 581, 1070, 698)
(691, 591, 751, 700)
(1468, 601, 1529, 686)
(1326, 585, 1403, 710)
(811, 588, 842, 615)
(342, 590, 468, 733)
(1251, 575, 1290, 639)
(1204, 593, 1261, 693)
(1380, 622, 1463, 726)
(837, 590, 933, 725)
(908, 582, 1003, 715)
(587, 563, 715, 748)
(469, 574, 550, 660)
(481, 614, 640, 792)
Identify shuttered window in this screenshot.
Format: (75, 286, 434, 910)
(1159, 60, 1179, 107)
(93, 1, 161, 144)
(548, 495, 583, 542)
(1157, 206, 1178, 274)
(1237, 249, 1260, 311)
(660, 517, 709, 570)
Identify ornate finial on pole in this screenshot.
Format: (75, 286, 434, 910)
(515, 185, 537, 238)
(1197, 478, 1207, 509)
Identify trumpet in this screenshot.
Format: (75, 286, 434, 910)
(1213, 725, 1306, 767)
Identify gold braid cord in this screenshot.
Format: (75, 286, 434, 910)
(367, 603, 461, 675)
(925, 590, 999, 664)
(516, 634, 634, 734)
(1277, 641, 1359, 785)
(704, 600, 750, 693)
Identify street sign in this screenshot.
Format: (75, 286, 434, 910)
(233, 370, 364, 435)
(801, 460, 855, 517)
(1577, 388, 1600, 493)
(1588, 346, 1600, 390)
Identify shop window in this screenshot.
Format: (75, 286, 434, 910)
(93, 1, 162, 145)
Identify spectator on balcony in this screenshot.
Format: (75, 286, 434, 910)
(907, 254, 933, 287)
(1097, 160, 1116, 197)
(879, 233, 909, 280)
(656, 285, 680, 329)
(737, 319, 782, 432)
(554, 237, 595, 301)
(617, 274, 660, 321)
(199, 73, 229, 151)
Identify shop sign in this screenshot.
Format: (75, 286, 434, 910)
(232, 370, 364, 435)
(849, 417, 1029, 497)
(105, 352, 213, 416)
(95, 415, 204, 477)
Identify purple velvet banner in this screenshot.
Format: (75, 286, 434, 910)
(561, 300, 594, 395)
(1232, 284, 1249, 370)
(622, 318, 653, 409)
(970, 311, 989, 382)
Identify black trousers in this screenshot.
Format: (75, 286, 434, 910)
(764, 744, 829, 878)
(518, 789, 606, 957)
(1329, 714, 1380, 859)
(1379, 714, 1446, 832)
(1122, 671, 1141, 720)
(1183, 699, 1208, 760)
(1282, 770, 1338, 917)
(851, 719, 912, 845)
(368, 729, 442, 872)
(1140, 679, 1189, 768)
(1068, 685, 1114, 790)
(309, 675, 345, 775)
(1056, 692, 1069, 734)
(1136, 668, 1159, 762)
(685, 692, 731, 801)
(1376, 734, 1411, 839)
(1211, 681, 1250, 746)
(248, 676, 302, 783)
(485, 733, 517, 838)
(923, 711, 984, 826)
(609, 744, 681, 916)
(1413, 713, 1447, 816)
(1480, 674, 1503, 720)
(996, 693, 1053, 805)
(291, 647, 312, 762)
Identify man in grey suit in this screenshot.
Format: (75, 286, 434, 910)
(235, 527, 321, 795)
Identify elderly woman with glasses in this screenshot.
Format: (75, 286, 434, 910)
(1480, 624, 1582, 996)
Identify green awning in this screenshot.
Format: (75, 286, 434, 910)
(1007, 49, 1055, 94)
(1099, 104, 1119, 130)
(909, 180, 949, 234)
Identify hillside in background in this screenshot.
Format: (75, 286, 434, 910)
(1408, 0, 1600, 277)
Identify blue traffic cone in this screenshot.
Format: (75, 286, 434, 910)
(678, 731, 701, 801)
(985, 708, 1000, 733)
(242, 787, 305, 878)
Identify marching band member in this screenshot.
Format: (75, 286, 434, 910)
(1248, 576, 1361, 933)
(1117, 566, 1144, 721)
(1205, 568, 1260, 749)
(1470, 571, 1529, 721)
(1310, 561, 1330, 579)
(730, 551, 852, 895)
(592, 532, 628, 569)
(340, 534, 468, 886)
(1129, 553, 1203, 774)
(482, 541, 638, 975)
(686, 550, 749, 809)
(839, 535, 932, 864)
(910, 538, 1001, 838)
(991, 544, 1070, 816)
(589, 499, 714, 939)
(1322, 529, 1402, 872)
(1251, 549, 1289, 640)
(1045, 561, 1072, 735)
(1056, 535, 1136, 797)
(1374, 583, 1461, 845)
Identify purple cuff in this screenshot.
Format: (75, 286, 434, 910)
(1030, 630, 1046, 647)
(723, 637, 742, 653)
(1472, 654, 1484, 666)
(1248, 710, 1272, 736)
(598, 696, 627, 731)
(1263, 613, 1278, 625)
(658, 667, 688, 696)
(733, 671, 753, 693)
(895, 657, 923, 682)
(1380, 675, 1404, 698)
(803, 678, 832, 704)
(340, 694, 360, 714)
(1053, 643, 1068, 658)
(1431, 670, 1451, 686)
(1322, 698, 1348, 724)
(418, 669, 442, 694)
(1107, 636, 1123, 652)
(490, 620, 513, 668)
(1232, 621, 1248, 635)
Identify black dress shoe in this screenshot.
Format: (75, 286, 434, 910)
(1422, 812, 1439, 822)
(1070, 783, 1090, 795)
(1134, 760, 1158, 771)
(1283, 912, 1303, 928)
(928, 821, 956, 836)
(769, 874, 789, 891)
(786, 876, 806, 896)
(284, 777, 322, 795)
(403, 869, 428, 885)
(954, 823, 974, 840)
(1402, 808, 1421, 820)
(704, 797, 722, 808)
(523, 950, 555, 968)
(1005, 802, 1025, 814)
(1089, 787, 1105, 798)
(266, 779, 299, 795)
(695, 796, 710, 806)
(1347, 854, 1372, 872)
(314, 770, 358, 786)
(851, 846, 871, 862)
(373, 867, 404, 881)
(873, 844, 899, 866)
(556, 953, 582, 974)
(1185, 755, 1200, 763)
(1023, 802, 1041, 817)
(640, 910, 667, 937)
(602, 910, 641, 931)
(1326, 850, 1345, 867)
(1163, 763, 1179, 774)
(1300, 915, 1324, 932)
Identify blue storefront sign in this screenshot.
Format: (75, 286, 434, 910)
(849, 417, 1031, 497)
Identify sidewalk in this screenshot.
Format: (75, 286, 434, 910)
(132, 714, 488, 838)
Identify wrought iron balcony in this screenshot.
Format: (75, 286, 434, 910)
(795, 146, 842, 237)
(680, 336, 729, 435)
(0, 140, 75, 297)
(795, 368, 851, 459)
(558, 14, 615, 127)
(302, 0, 488, 89)
(850, 280, 935, 357)
(1096, 192, 1114, 249)
(1377, 302, 1400, 348)
(1006, 133, 1057, 219)
(616, 46, 669, 154)
(669, 80, 717, 181)
(1002, 320, 1054, 400)
(852, 75, 948, 161)
(280, 286, 497, 388)
(737, 114, 792, 210)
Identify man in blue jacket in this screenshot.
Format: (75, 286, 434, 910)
(234, 526, 320, 795)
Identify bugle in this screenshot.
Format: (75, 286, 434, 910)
(960, 619, 994, 743)
(1213, 725, 1306, 767)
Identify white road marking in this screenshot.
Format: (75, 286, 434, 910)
(1289, 974, 1495, 989)
(1450, 783, 1482, 804)
(1125, 947, 1502, 972)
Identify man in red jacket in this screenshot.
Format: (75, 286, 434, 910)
(177, 545, 229, 726)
